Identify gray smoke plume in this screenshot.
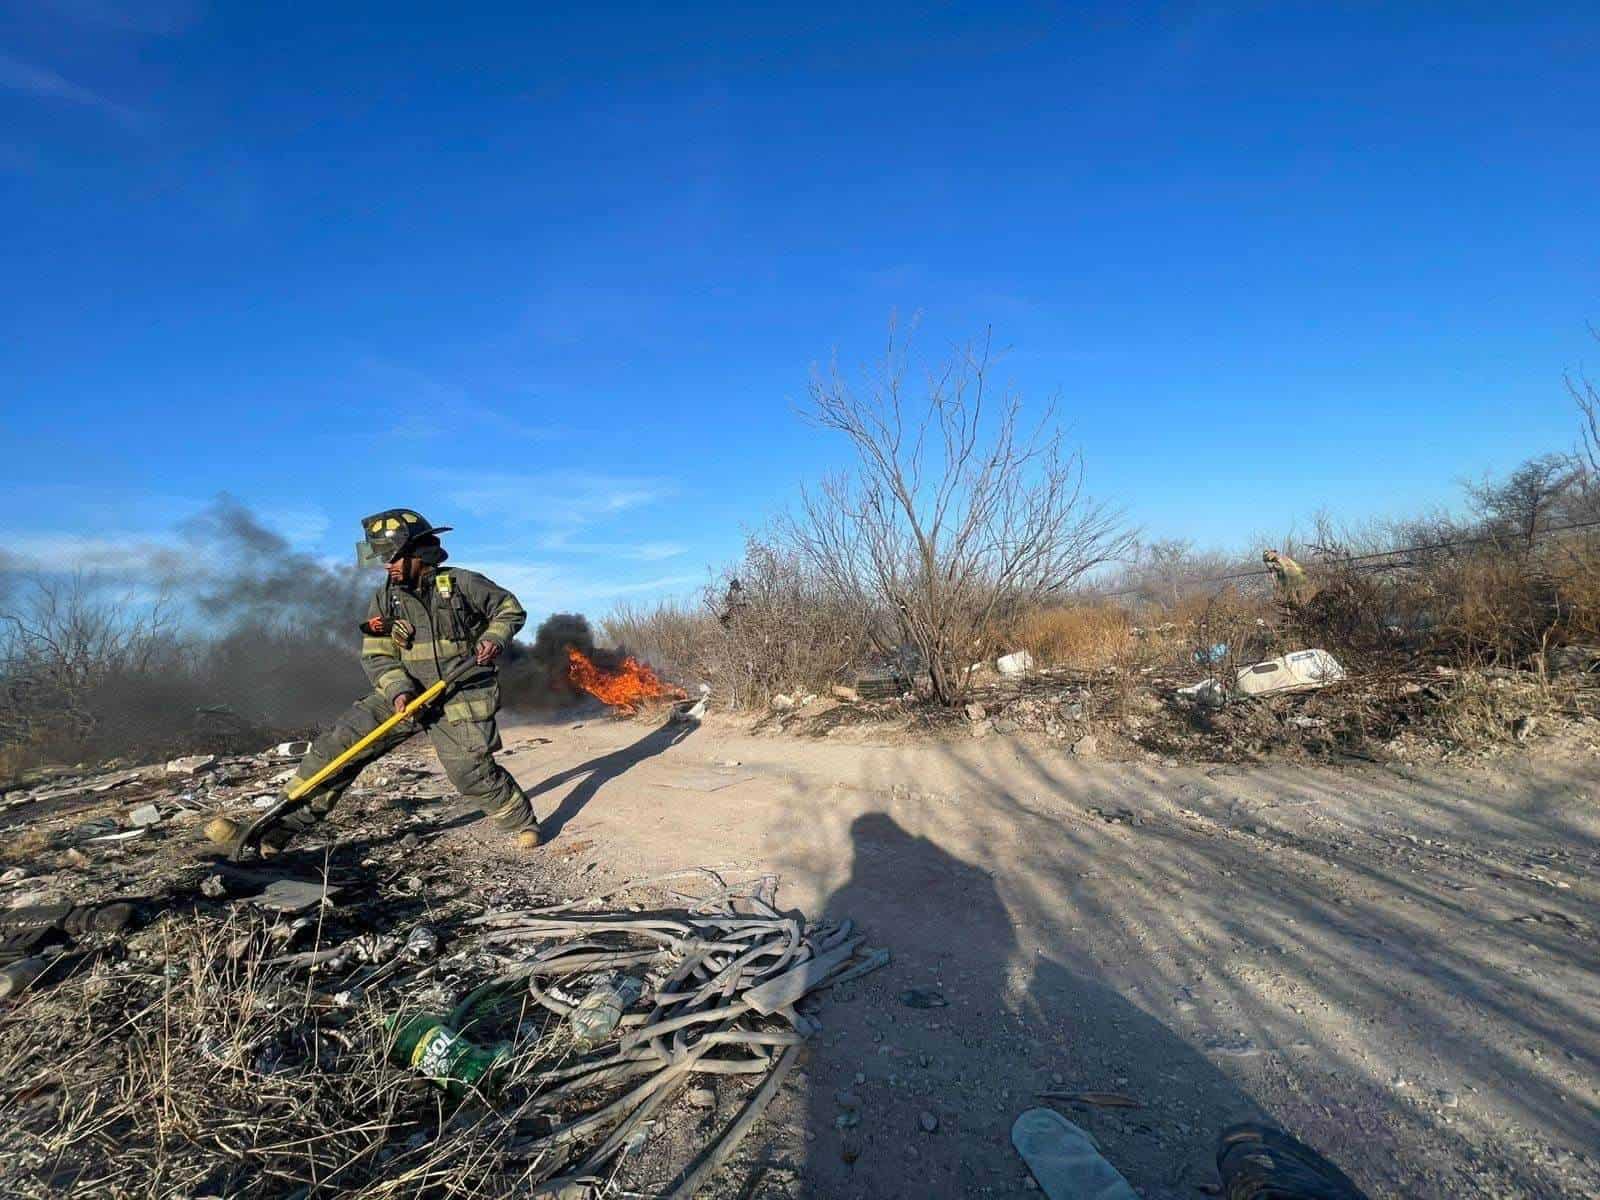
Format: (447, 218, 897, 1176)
(169, 496, 371, 728)
(179, 496, 369, 631)
(1, 498, 641, 771)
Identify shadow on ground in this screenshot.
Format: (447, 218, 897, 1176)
(784, 811, 1268, 1198)
(528, 721, 698, 842)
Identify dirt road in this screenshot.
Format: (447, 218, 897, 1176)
(459, 713, 1600, 1198)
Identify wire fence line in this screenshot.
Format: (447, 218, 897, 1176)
(1084, 517, 1600, 601)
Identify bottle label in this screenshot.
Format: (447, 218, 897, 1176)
(411, 1026, 460, 1077)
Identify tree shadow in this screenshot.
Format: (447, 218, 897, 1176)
(526, 721, 697, 842)
(800, 811, 1269, 1198)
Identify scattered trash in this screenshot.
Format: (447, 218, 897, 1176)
(386, 1011, 509, 1101)
(1233, 649, 1345, 698)
(128, 804, 162, 827)
(1012, 1107, 1139, 1200)
(830, 684, 861, 703)
(402, 924, 440, 960)
(568, 973, 644, 1051)
(899, 988, 948, 1009)
(200, 874, 228, 899)
(164, 754, 217, 776)
(671, 691, 708, 723)
(85, 829, 147, 844)
(997, 650, 1036, 676)
(272, 741, 313, 758)
(1177, 679, 1229, 708)
(965, 702, 988, 722)
(251, 877, 338, 915)
(463, 871, 881, 1188)
(686, 1087, 716, 1109)
(770, 693, 796, 711)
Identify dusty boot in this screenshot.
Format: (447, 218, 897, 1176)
(1217, 1123, 1367, 1199)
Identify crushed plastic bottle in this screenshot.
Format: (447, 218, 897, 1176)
(403, 925, 439, 960)
(567, 973, 644, 1051)
(386, 1012, 507, 1100)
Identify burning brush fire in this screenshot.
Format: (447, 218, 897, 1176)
(566, 646, 686, 713)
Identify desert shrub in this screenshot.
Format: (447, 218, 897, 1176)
(601, 598, 719, 685)
(604, 534, 875, 709)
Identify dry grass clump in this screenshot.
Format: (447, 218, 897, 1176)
(1007, 604, 1133, 669)
(0, 911, 559, 1199)
(602, 601, 720, 688)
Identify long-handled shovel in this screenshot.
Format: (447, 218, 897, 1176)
(221, 657, 481, 861)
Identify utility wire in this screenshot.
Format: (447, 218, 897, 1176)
(1089, 516, 1600, 600)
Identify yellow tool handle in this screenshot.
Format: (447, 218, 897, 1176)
(284, 676, 451, 801)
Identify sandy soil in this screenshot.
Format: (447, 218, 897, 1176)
(435, 710, 1600, 1199)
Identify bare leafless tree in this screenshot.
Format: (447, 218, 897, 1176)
(1570, 327, 1600, 476)
(1464, 452, 1582, 551)
(788, 328, 1132, 705)
(0, 572, 175, 693)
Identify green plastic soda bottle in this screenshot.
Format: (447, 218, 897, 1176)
(386, 1012, 507, 1101)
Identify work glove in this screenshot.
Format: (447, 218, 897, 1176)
(361, 615, 415, 649)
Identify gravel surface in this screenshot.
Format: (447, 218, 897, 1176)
(477, 711, 1600, 1199)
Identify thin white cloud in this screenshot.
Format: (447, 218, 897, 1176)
(0, 52, 144, 130)
(0, 532, 184, 575)
(444, 471, 674, 528)
(355, 356, 559, 445)
(1, 502, 330, 578)
(531, 536, 686, 561)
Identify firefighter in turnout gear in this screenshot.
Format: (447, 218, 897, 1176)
(209, 510, 540, 854)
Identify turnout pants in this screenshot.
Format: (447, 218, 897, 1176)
(279, 685, 535, 837)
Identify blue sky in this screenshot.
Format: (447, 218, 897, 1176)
(3, 2, 1597, 619)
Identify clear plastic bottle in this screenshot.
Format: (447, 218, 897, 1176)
(567, 973, 643, 1051)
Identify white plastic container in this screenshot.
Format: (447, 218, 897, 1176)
(1234, 649, 1345, 698)
(996, 650, 1036, 676)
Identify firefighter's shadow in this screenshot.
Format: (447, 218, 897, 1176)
(528, 721, 696, 841)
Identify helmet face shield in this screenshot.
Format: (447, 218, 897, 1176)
(355, 539, 392, 568)
(357, 509, 452, 569)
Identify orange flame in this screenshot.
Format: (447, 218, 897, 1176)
(566, 647, 686, 712)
